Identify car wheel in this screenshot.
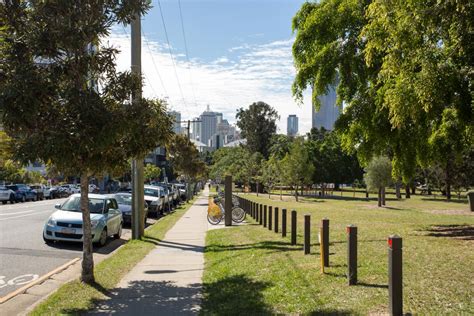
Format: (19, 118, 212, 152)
(98, 228, 108, 247)
(21, 195, 26, 203)
(2, 200, 6, 205)
(10, 195, 15, 204)
(113, 223, 122, 239)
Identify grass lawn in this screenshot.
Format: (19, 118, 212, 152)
(201, 194, 473, 315)
(30, 197, 197, 315)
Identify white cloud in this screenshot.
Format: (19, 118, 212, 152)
(108, 31, 313, 134)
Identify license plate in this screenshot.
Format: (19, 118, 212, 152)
(61, 228, 76, 234)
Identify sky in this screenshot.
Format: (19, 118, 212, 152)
(109, 0, 313, 134)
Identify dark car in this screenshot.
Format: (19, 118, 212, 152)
(6, 184, 38, 202)
(108, 193, 148, 226)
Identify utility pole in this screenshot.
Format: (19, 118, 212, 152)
(131, 12, 145, 239)
(177, 119, 201, 140)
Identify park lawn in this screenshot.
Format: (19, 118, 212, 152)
(201, 194, 473, 315)
(30, 197, 196, 316)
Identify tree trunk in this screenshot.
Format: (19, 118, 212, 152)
(80, 173, 94, 284)
(301, 185, 304, 196)
(395, 182, 401, 199)
(256, 181, 259, 197)
(295, 184, 298, 202)
(382, 187, 386, 206)
(378, 187, 382, 207)
(280, 184, 282, 200)
(405, 184, 411, 199)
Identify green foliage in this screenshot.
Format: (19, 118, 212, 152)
(144, 164, 161, 183)
(282, 138, 314, 200)
(261, 155, 282, 194)
(291, 0, 473, 189)
(364, 156, 392, 191)
(306, 127, 363, 185)
(268, 134, 293, 159)
(236, 101, 279, 159)
(167, 134, 207, 181)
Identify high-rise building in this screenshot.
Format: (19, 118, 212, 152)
(199, 105, 222, 147)
(190, 117, 201, 141)
(312, 85, 340, 130)
(168, 110, 182, 134)
(287, 114, 299, 137)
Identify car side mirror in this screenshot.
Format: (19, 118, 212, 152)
(55, 203, 61, 209)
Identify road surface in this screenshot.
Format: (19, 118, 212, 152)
(0, 198, 136, 298)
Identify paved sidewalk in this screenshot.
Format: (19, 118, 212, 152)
(89, 188, 209, 315)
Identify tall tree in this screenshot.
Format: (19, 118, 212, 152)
(292, 0, 473, 199)
(268, 134, 293, 159)
(167, 134, 207, 182)
(282, 138, 314, 201)
(144, 164, 161, 183)
(236, 101, 279, 159)
(1, 1, 173, 284)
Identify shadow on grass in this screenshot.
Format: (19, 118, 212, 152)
(422, 224, 474, 240)
(65, 280, 202, 315)
(205, 240, 302, 253)
(357, 282, 388, 289)
(201, 274, 272, 315)
(420, 197, 468, 204)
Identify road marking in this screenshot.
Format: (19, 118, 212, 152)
(0, 258, 80, 304)
(0, 274, 39, 289)
(0, 209, 39, 216)
(0, 209, 54, 221)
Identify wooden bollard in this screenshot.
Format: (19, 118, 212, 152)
(304, 214, 311, 254)
(320, 218, 329, 267)
(282, 209, 287, 237)
(274, 207, 279, 233)
(263, 205, 267, 227)
(268, 206, 273, 230)
(291, 210, 297, 245)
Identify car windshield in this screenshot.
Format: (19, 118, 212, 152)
(144, 188, 159, 197)
(114, 194, 132, 205)
(61, 197, 105, 214)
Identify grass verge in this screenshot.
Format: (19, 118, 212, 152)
(202, 194, 473, 314)
(30, 196, 197, 315)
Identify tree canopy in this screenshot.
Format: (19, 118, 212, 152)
(236, 101, 279, 159)
(292, 0, 473, 199)
(0, 1, 171, 284)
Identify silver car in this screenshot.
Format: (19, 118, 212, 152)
(43, 193, 123, 247)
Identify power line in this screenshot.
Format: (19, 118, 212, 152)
(142, 27, 168, 97)
(178, 0, 197, 107)
(157, 0, 188, 108)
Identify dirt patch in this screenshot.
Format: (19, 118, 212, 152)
(423, 209, 473, 216)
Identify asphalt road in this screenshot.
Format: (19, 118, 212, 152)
(0, 198, 135, 297)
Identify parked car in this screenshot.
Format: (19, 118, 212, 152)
(175, 183, 187, 200)
(30, 184, 47, 200)
(89, 184, 100, 193)
(107, 193, 148, 226)
(49, 186, 69, 198)
(6, 184, 38, 202)
(61, 184, 80, 195)
(0, 186, 16, 204)
(43, 193, 122, 247)
(150, 182, 173, 210)
(144, 185, 164, 216)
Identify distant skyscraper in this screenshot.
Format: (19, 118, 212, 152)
(190, 117, 201, 141)
(199, 105, 222, 147)
(312, 85, 340, 130)
(168, 110, 182, 134)
(287, 114, 299, 136)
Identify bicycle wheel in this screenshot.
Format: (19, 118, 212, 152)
(207, 213, 223, 225)
(231, 207, 246, 223)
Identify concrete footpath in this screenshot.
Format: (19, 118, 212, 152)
(89, 188, 210, 315)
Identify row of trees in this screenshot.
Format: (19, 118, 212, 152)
(291, 0, 473, 200)
(210, 127, 364, 201)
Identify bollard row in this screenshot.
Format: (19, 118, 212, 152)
(237, 196, 403, 316)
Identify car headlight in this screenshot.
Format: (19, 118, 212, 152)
(91, 220, 100, 229)
(47, 218, 56, 227)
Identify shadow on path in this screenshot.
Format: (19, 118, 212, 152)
(83, 280, 202, 315)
